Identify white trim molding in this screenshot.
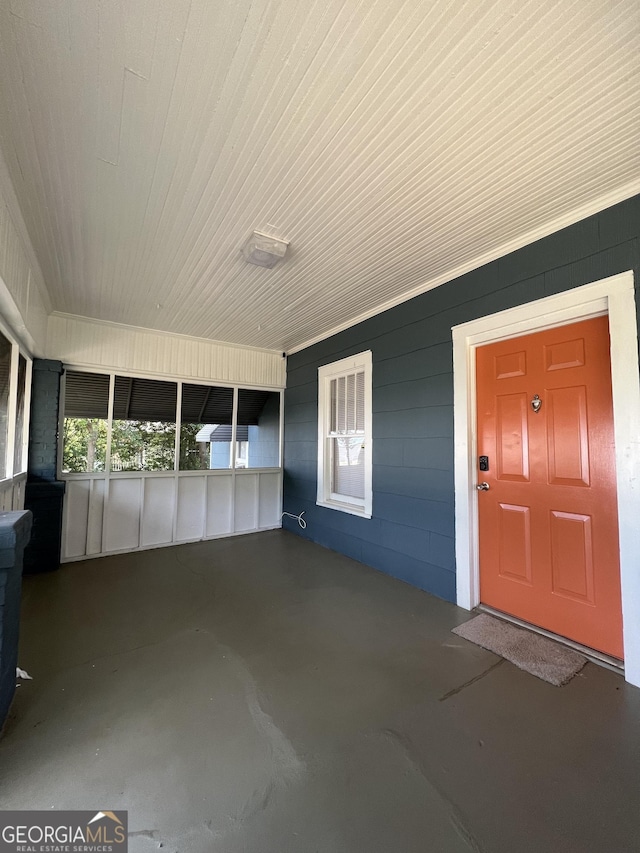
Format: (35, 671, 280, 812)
(452, 271, 640, 688)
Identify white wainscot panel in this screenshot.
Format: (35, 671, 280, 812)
(12, 476, 26, 510)
(259, 472, 281, 528)
(62, 467, 282, 561)
(142, 477, 175, 547)
(235, 474, 258, 532)
(0, 479, 17, 511)
(206, 475, 233, 537)
(176, 476, 205, 542)
(64, 479, 90, 558)
(86, 479, 105, 555)
(105, 478, 142, 552)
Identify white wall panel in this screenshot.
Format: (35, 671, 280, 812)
(176, 476, 205, 542)
(0, 486, 12, 511)
(86, 479, 105, 555)
(62, 470, 281, 561)
(63, 479, 90, 558)
(0, 480, 14, 511)
(258, 473, 281, 529)
(235, 474, 258, 533)
(104, 478, 141, 552)
(47, 314, 286, 388)
(141, 477, 175, 547)
(11, 475, 26, 511)
(206, 475, 233, 537)
(0, 148, 49, 354)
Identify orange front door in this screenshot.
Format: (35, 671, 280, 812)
(476, 316, 623, 659)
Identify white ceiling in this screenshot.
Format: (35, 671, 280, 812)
(0, 0, 638, 353)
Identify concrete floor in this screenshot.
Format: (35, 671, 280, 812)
(1, 531, 639, 852)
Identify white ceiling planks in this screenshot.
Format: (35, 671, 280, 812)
(0, 0, 637, 353)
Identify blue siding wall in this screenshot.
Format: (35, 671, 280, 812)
(248, 392, 280, 468)
(283, 196, 640, 602)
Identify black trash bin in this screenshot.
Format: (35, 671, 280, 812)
(0, 509, 33, 728)
(23, 480, 66, 574)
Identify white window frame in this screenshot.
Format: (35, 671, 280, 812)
(0, 313, 32, 485)
(317, 350, 372, 518)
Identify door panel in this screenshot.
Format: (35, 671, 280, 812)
(496, 394, 530, 480)
(476, 316, 623, 658)
(498, 503, 532, 584)
(549, 511, 594, 604)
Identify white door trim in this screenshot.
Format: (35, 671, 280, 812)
(452, 271, 640, 688)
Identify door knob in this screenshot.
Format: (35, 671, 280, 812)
(476, 482, 490, 491)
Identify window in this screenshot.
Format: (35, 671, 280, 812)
(236, 389, 281, 468)
(62, 371, 110, 473)
(0, 332, 11, 479)
(111, 377, 177, 471)
(0, 323, 32, 480)
(179, 383, 234, 470)
(13, 355, 28, 474)
(317, 351, 372, 518)
(60, 372, 283, 475)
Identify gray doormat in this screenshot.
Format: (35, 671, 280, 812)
(452, 613, 587, 686)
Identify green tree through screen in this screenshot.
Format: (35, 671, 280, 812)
(63, 418, 108, 472)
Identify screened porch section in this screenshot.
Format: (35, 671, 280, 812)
(60, 370, 283, 560)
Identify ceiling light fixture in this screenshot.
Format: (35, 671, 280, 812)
(242, 231, 289, 269)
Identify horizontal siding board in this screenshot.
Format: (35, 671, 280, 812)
(359, 541, 456, 601)
(373, 374, 453, 410)
(313, 526, 364, 564)
(283, 197, 640, 604)
(374, 407, 453, 440)
(374, 466, 454, 504)
(544, 242, 640, 297)
(499, 214, 601, 279)
(282, 421, 316, 443)
(283, 440, 317, 463)
(379, 521, 430, 564)
(493, 275, 547, 310)
(372, 494, 456, 538)
(281, 383, 317, 406)
(375, 344, 453, 385)
(598, 197, 640, 250)
(429, 532, 456, 572)
(402, 438, 454, 471)
(283, 401, 317, 424)
(372, 438, 404, 468)
(282, 459, 316, 483)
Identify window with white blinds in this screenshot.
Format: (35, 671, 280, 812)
(317, 351, 372, 518)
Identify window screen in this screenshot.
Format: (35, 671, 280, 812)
(13, 355, 27, 474)
(111, 376, 177, 471)
(0, 332, 10, 479)
(62, 371, 110, 473)
(179, 383, 234, 470)
(236, 389, 280, 468)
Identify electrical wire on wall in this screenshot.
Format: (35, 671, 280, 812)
(281, 511, 307, 529)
